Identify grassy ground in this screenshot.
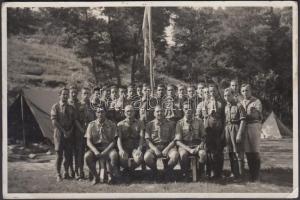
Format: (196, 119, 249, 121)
(7, 37, 94, 105)
(7, 139, 293, 193)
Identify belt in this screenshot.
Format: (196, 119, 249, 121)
(183, 140, 202, 146)
(226, 121, 240, 125)
(94, 143, 109, 149)
(246, 120, 261, 124)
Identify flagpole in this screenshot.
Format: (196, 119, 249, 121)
(148, 7, 154, 96)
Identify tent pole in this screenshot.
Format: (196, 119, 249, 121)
(20, 94, 26, 147)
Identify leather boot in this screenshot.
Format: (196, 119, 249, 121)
(253, 153, 261, 181)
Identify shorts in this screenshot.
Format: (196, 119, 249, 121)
(244, 123, 262, 152)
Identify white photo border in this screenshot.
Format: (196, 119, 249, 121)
(1, 1, 298, 199)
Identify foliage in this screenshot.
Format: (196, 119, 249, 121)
(7, 7, 293, 126)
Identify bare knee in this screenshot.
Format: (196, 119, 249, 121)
(168, 150, 179, 163)
(144, 151, 156, 166)
(84, 151, 95, 164)
(179, 149, 189, 161)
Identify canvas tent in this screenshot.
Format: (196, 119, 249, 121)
(8, 89, 59, 144)
(261, 111, 292, 139)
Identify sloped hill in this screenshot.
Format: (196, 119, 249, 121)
(7, 37, 95, 105)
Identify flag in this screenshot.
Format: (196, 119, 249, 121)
(142, 7, 155, 94)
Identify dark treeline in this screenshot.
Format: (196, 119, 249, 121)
(7, 7, 293, 127)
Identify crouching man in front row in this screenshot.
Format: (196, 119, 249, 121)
(175, 102, 207, 181)
(84, 105, 119, 185)
(117, 105, 144, 178)
(144, 105, 179, 181)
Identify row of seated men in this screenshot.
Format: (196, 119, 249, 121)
(51, 80, 262, 184)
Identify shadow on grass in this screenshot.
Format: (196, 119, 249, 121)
(259, 167, 293, 187)
(115, 167, 292, 187)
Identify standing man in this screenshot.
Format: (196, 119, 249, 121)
(241, 84, 263, 182)
(139, 84, 154, 126)
(196, 82, 205, 103)
(91, 86, 102, 108)
(101, 85, 112, 109)
(51, 87, 76, 182)
(126, 85, 135, 105)
(150, 84, 166, 107)
(175, 102, 207, 181)
(223, 88, 246, 179)
(136, 84, 143, 99)
(84, 105, 119, 185)
(205, 84, 225, 179)
(114, 86, 127, 123)
(109, 85, 119, 109)
(117, 105, 144, 175)
(163, 84, 180, 122)
(68, 85, 82, 179)
(144, 105, 179, 180)
(107, 85, 118, 121)
(186, 85, 197, 112)
(174, 84, 187, 121)
(126, 85, 139, 118)
(77, 86, 96, 180)
(195, 87, 210, 120)
(230, 80, 243, 102)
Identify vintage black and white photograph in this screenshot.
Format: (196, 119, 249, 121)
(1, 1, 298, 199)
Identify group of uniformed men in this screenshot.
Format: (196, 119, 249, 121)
(51, 80, 263, 185)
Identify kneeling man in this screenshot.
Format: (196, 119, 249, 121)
(84, 105, 119, 185)
(175, 102, 207, 181)
(117, 105, 144, 173)
(144, 105, 179, 179)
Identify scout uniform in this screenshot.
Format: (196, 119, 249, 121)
(51, 101, 76, 179)
(117, 118, 144, 169)
(224, 101, 246, 178)
(174, 95, 187, 120)
(175, 117, 206, 176)
(163, 95, 181, 122)
(241, 96, 262, 181)
(186, 96, 197, 113)
(84, 118, 119, 182)
(233, 91, 243, 103)
(144, 119, 179, 170)
(68, 98, 81, 178)
(113, 97, 127, 123)
(139, 96, 155, 126)
(76, 99, 96, 178)
(202, 97, 224, 178)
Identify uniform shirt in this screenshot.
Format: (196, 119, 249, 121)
(150, 95, 164, 108)
(85, 119, 118, 145)
(109, 97, 118, 110)
(68, 98, 80, 121)
(79, 100, 95, 128)
(186, 96, 197, 112)
(117, 118, 144, 148)
(233, 92, 243, 103)
(175, 117, 206, 145)
(205, 97, 224, 129)
(100, 97, 112, 110)
(51, 101, 75, 131)
(163, 95, 180, 120)
(174, 95, 187, 120)
(241, 96, 262, 123)
(145, 119, 176, 144)
(196, 100, 208, 120)
(139, 96, 154, 123)
(225, 102, 246, 124)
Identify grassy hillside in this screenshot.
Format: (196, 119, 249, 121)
(7, 37, 95, 105)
